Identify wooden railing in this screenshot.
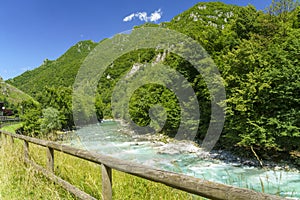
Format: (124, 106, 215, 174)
(0, 117, 21, 128)
(0, 116, 20, 122)
(0, 130, 284, 200)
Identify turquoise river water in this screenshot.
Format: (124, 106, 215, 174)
(68, 121, 300, 199)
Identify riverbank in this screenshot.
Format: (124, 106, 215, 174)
(71, 122, 299, 198)
(73, 119, 300, 173)
(57, 120, 300, 173)
(129, 132, 300, 173)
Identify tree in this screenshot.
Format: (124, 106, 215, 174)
(268, 0, 299, 17)
(40, 107, 62, 135)
(232, 5, 258, 39)
(221, 28, 300, 155)
(36, 86, 73, 129)
(19, 99, 42, 136)
(267, 0, 300, 35)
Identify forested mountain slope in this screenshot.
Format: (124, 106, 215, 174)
(7, 40, 97, 95)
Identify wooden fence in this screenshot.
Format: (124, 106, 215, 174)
(0, 130, 284, 200)
(0, 117, 21, 128)
(0, 116, 20, 122)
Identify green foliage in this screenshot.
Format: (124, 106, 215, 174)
(40, 107, 62, 134)
(232, 5, 258, 40)
(128, 84, 181, 136)
(72, 83, 100, 125)
(36, 86, 73, 129)
(222, 25, 300, 153)
(158, 1, 300, 158)
(167, 2, 239, 54)
(19, 99, 42, 136)
(96, 49, 158, 118)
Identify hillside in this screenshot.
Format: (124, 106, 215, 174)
(7, 40, 98, 96)
(0, 77, 34, 115)
(0, 77, 33, 103)
(165, 2, 239, 53)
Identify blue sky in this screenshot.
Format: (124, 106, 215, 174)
(0, 0, 272, 80)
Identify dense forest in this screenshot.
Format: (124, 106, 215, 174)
(6, 1, 300, 164)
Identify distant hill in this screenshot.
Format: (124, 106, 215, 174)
(7, 40, 98, 96)
(0, 77, 34, 111)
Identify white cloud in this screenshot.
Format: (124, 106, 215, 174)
(137, 12, 148, 21)
(123, 9, 162, 22)
(123, 13, 135, 22)
(149, 9, 162, 22)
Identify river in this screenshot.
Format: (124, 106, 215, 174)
(67, 121, 300, 199)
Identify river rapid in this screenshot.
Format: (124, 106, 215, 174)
(66, 121, 300, 199)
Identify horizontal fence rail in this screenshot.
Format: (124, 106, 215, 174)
(0, 130, 284, 200)
(0, 117, 21, 128)
(0, 116, 20, 122)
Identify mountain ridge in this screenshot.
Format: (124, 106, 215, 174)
(7, 2, 243, 95)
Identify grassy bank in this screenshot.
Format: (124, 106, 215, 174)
(0, 123, 23, 133)
(0, 125, 202, 200)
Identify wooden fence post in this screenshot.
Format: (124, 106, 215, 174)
(3, 134, 7, 144)
(0, 131, 2, 146)
(10, 135, 14, 145)
(47, 147, 54, 172)
(102, 164, 112, 200)
(24, 140, 29, 161)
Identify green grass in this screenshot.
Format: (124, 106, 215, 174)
(0, 140, 75, 200)
(0, 123, 23, 133)
(0, 125, 204, 200)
